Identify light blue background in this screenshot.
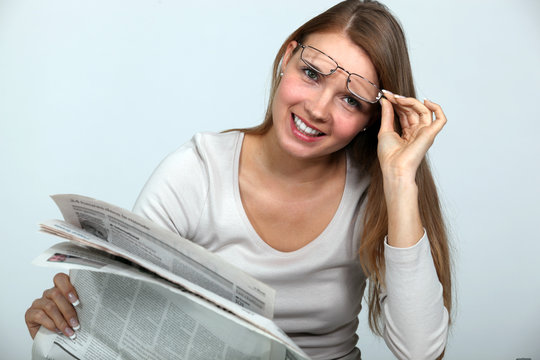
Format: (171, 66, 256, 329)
(1, 0, 539, 358)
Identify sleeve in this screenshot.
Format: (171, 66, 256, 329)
(132, 136, 209, 240)
(380, 231, 449, 360)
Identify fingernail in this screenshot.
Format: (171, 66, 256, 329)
(394, 94, 406, 99)
(382, 89, 393, 95)
(68, 293, 80, 306)
(55, 328, 63, 335)
(65, 327, 76, 340)
(70, 318, 80, 331)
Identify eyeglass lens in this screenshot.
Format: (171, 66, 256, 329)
(301, 45, 380, 103)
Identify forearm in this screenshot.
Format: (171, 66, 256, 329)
(383, 175, 424, 248)
(381, 233, 449, 360)
(381, 174, 449, 359)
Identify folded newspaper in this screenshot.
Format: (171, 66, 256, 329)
(32, 194, 310, 360)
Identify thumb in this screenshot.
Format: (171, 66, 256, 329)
(379, 97, 395, 134)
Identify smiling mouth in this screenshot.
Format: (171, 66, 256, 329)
(292, 114, 325, 137)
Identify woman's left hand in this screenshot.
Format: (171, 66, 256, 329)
(377, 90, 447, 182)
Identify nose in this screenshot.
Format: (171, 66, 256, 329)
(304, 86, 334, 124)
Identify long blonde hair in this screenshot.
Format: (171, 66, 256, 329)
(236, 0, 452, 346)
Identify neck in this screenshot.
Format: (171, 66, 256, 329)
(243, 130, 346, 185)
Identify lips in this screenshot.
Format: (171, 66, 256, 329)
(292, 114, 324, 137)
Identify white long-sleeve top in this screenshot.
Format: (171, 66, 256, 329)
(132, 131, 448, 360)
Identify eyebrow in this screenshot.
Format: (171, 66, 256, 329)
(306, 61, 324, 73)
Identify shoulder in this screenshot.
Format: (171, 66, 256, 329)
(165, 131, 242, 168)
(143, 131, 242, 186)
(132, 131, 243, 237)
(190, 131, 243, 167)
(194, 131, 243, 149)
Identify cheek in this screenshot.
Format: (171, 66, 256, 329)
(334, 115, 370, 139)
(273, 77, 308, 110)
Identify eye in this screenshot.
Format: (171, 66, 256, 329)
(302, 67, 319, 81)
(344, 95, 362, 109)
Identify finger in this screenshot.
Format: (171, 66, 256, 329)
(424, 99, 447, 132)
(44, 287, 80, 337)
(393, 104, 412, 130)
(25, 307, 58, 339)
(54, 273, 80, 306)
(35, 295, 78, 340)
(52, 273, 81, 332)
(394, 96, 432, 126)
(381, 89, 399, 105)
(382, 90, 415, 128)
(378, 97, 395, 134)
(407, 104, 446, 154)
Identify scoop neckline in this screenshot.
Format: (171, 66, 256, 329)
(231, 132, 352, 257)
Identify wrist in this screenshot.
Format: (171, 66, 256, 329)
(383, 175, 418, 202)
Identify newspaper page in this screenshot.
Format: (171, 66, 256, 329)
(32, 242, 178, 287)
(42, 194, 274, 319)
(37, 221, 294, 348)
(32, 243, 307, 357)
(32, 267, 309, 360)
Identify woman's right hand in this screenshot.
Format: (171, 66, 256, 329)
(25, 273, 80, 340)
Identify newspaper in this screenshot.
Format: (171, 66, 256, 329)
(32, 194, 310, 360)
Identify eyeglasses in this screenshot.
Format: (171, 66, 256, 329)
(297, 43, 382, 104)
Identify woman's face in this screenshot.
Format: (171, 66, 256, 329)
(271, 32, 378, 161)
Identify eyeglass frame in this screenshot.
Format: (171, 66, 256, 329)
(295, 42, 383, 104)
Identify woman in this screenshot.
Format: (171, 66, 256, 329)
(25, 1, 452, 359)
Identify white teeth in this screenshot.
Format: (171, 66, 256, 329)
(293, 115, 323, 136)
